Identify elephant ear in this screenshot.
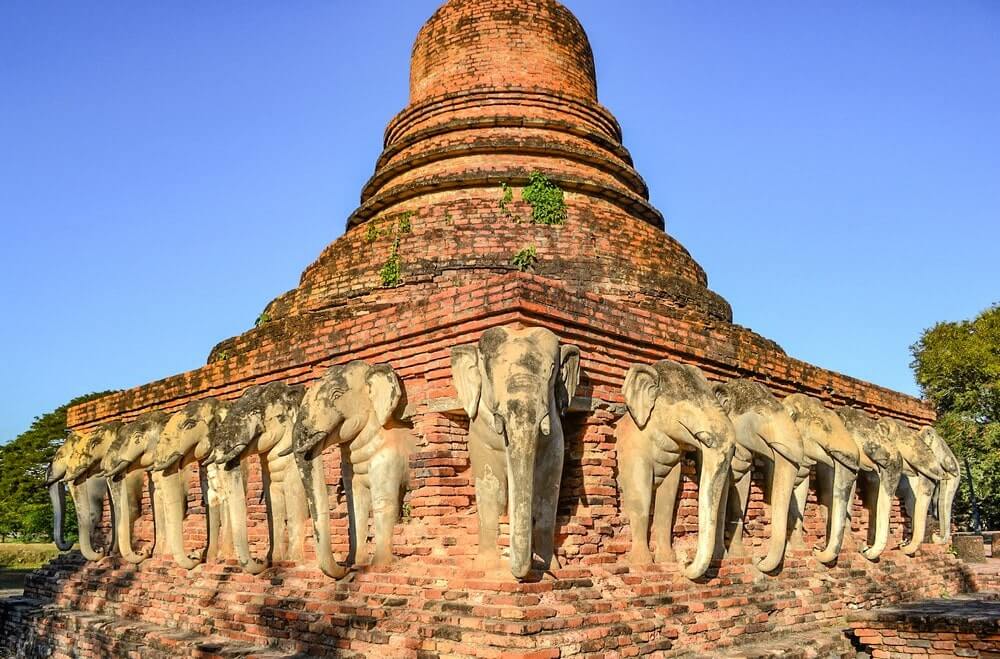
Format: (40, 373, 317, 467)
(713, 383, 734, 415)
(556, 345, 581, 415)
(366, 365, 403, 427)
(450, 345, 482, 419)
(623, 364, 659, 429)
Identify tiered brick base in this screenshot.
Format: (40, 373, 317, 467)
(846, 594, 1000, 658)
(2, 543, 969, 658)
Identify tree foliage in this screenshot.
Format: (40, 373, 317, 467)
(911, 304, 1000, 530)
(0, 392, 112, 542)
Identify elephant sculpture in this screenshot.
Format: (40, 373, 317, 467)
(290, 361, 412, 579)
(45, 422, 121, 560)
(150, 399, 231, 569)
(782, 394, 860, 564)
(882, 418, 947, 555)
(451, 326, 581, 579)
(918, 426, 961, 544)
(713, 379, 805, 572)
(215, 382, 306, 574)
(101, 411, 168, 564)
(836, 407, 903, 560)
(616, 360, 736, 579)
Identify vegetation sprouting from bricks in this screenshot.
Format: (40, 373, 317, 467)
(368, 211, 413, 288)
(498, 172, 567, 225)
(511, 245, 537, 272)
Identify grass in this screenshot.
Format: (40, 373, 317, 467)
(0, 543, 62, 598)
(0, 542, 62, 569)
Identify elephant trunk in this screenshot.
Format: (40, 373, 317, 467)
(506, 420, 538, 580)
(902, 476, 933, 556)
(933, 476, 960, 544)
(303, 452, 346, 578)
(223, 462, 268, 574)
(684, 437, 730, 579)
(49, 480, 73, 551)
(158, 468, 200, 569)
(758, 456, 797, 572)
(864, 468, 899, 560)
(71, 482, 105, 561)
(112, 475, 148, 564)
(815, 460, 856, 564)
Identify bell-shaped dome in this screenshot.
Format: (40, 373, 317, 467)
(409, 0, 598, 104)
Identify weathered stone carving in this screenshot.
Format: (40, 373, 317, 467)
(101, 412, 168, 564)
(836, 407, 903, 560)
(781, 394, 860, 563)
(214, 382, 306, 574)
(918, 426, 961, 544)
(714, 379, 805, 572)
(451, 326, 580, 578)
(291, 361, 412, 578)
(882, 418, 951, 555)
(45, 424, 120, 560)
(616, 360, 736, 579)
(151, 399, 231, 569)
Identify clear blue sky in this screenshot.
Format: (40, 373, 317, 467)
(2, 1, 997, 443)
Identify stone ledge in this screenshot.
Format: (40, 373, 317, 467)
(0, 597, 292, 659)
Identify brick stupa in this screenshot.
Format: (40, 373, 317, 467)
(8, 1, 970, 657)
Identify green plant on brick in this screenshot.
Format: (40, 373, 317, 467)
(379, 238, 403, 288)
(365, 220, 382, 243)
(511, 245, 538, 272)
(499, 182, 517, 221)
(254, 312, 271, 328)
(396, 211, 413, 234)
(522, 171, 566, 225)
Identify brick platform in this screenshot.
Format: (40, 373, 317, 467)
(846, 595, 1000, 658)
(1, 541, 970, 658)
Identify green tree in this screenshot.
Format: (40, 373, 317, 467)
(0, 391, 113, 543)
(911, 304, 1000, 531)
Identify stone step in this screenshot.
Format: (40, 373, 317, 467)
(680, 627, 856, 658)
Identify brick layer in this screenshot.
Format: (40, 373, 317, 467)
(2, 544, 969, 658)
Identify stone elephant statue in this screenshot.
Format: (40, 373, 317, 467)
(451, 326, 581, 579)
(836, 407, 903, 560)
(289, 361, 412, 579)
(883, 418, 947, 556)
(714, 379, 805, 572)
(150, 399, 231, 569)
(616, 360, 736, 580)
(782, 394, 860, 564)
(215, 382, 306, 574)
(101, 411, 168, 564)
(918, 426, 961, 544)
(45, 422, 121, 560)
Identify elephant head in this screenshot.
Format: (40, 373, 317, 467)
(917, 426, 961, 544)
(151, 399, 229, 569)
(215, 382, 305, 574)
(714, 379, 804, 572)
(101, 411, 167, 564)
(291, 360, 407, 578)
(46, 423, 121, 560)
(621, 360, 736, 579)
(451, 326, 580, 579)
(836, 407, 903, 560)
(782, 394, 859, 564)
(883, 418, 945, 555)
(46, 434, 82, 552)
